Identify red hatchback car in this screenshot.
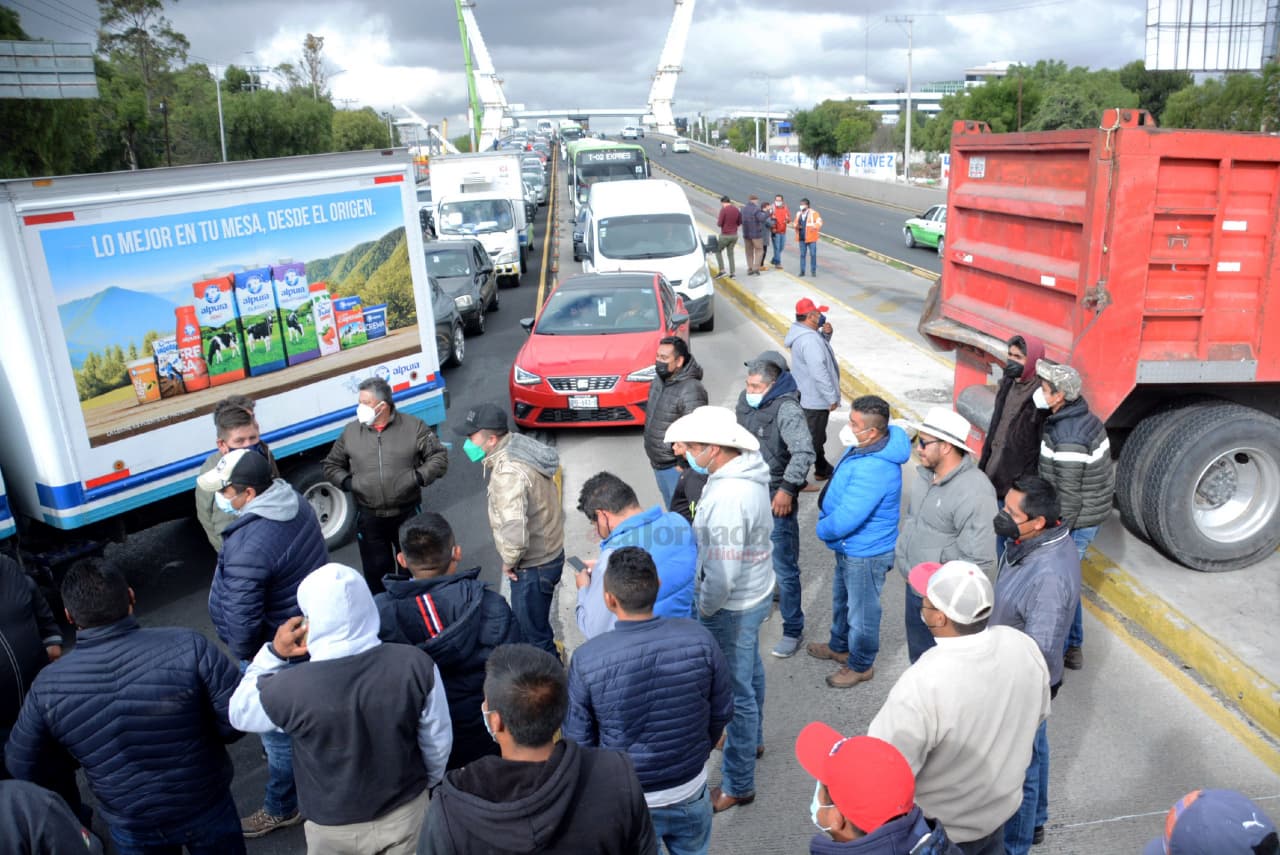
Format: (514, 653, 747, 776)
(511, 272, 690, 428)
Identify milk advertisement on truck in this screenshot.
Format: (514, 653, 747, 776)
(0, 150, 446, 555)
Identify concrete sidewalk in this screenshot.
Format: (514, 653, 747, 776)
(692, 208, 1280, 757)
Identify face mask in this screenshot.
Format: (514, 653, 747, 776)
(744, 392, 764, 408)
(481, 705, 496, 741)
(993, 510, 1023, 540)
(800, 204, 808, 211)
(685, 449, 710, 476)
(463, 438, 487, 462)
(356, 403, 378, 425)
(1032, 387, 1050, 410)
(214, 492, 240, 516)
(839, 424, 861, 447)
(810, 781, 835, 833)
(775, 200, 783, 207)
(1003, 361, 1024, 380)
(655, 361, 672, 380)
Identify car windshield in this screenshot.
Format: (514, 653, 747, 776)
(425, 249, 472, 278)
(579, 163, 641, 183)
(438, 200, 513, 235)
(597, 213, 697, 259)
(536, 285, 660, 335)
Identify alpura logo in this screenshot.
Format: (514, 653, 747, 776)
(247, 276, 265, 295)
(204, 284, 222, 303)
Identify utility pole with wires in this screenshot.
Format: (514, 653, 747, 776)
(886, 15, 913, 183)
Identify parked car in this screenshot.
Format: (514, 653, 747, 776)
(671, 137, 690, 153)
(430, 275, 466, 368)
(510, 272, 690, 428)
(903, 203, 947, 255)
(424, 238, 499, 335)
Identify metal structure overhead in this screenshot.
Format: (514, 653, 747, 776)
(397, 103, 460, 155)
(458, 0, 510, 150)
(647, 0, 696, 135)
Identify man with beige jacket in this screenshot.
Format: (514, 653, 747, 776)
(454, 402, 565, 657)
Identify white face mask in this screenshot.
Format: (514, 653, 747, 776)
(356, 403, 378, 425)
(1032, 387, 1050, 410)
(810, 781, 835, 833)
(839, 424, 861, 447)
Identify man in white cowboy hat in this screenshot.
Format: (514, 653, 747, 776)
(663, 406, 774, 816)
(894, 407, 998, 664)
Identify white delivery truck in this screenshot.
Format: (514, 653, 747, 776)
(574, 179, 716, 331)
(430, 152, 533, 286)
(0, 149, 448, 564)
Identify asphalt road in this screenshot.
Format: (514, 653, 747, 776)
(636, 138, 944, 276)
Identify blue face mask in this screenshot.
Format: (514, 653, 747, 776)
(685, 449, 710, 476)
(744, 392, 764, 409)
(214, 492, 240, 516)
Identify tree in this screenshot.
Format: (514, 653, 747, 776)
(301, 33, 327, 99)
(450, 134, 474, 152)
(1162, 72, 1268, 131)
(1024, 68, 1138, 131)
(98, 0, 189, 113)
(223, 88, 334, 159)
(723, 117, 760, 152)
(1118, 60, 1193, 121)
(334, 108, 393, 151)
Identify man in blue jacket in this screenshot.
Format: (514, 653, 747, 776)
(573, 471, 697, 639)
(564, 547, 732, 855)
(200, 447, 329, 838)
(5, 561, 245, 854)
(376, 512, 520, 769)
(809, 396, 911, 689)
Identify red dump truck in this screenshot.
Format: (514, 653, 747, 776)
(920, 108, 1280, 573)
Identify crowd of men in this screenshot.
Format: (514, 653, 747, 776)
(714, 192, 822, 278)
(0, 332, 1274, 855)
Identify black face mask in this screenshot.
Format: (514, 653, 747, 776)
(655, 361, 673, 380)
(993, 510, 1023, 540)
(1003, 361, 1023, 380)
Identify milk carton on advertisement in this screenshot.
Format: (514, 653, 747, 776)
(192, 275, 246, 385)
(271, 262, 320, 365)
(333, 295, 367, 349)
(309, 281, 341, 356)
(234, 267, 286, 375)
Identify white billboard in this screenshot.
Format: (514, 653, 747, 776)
(1145, 0, 1278, 72)
(846, 152, 897, 182)
(0, 41, 98, 100)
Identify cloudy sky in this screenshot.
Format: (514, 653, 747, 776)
(13, 0, 1146, 129)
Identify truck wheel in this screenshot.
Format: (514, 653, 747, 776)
(289, 462, 356, 550)
(1141, 403, 1280, 571)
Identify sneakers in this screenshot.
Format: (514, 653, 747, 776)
(1033, 825, 1045, 845)
(772, 635, 803, 658)
(825, 665, 875, 689)
(242, 808, 302, 839)
(1064, 646, 1083, 670)
(805, 642, 848, 665)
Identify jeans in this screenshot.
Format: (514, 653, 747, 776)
(799, 240, 818, 274)
(510, 553, 564, 657)
(770, 232, 786, 264)
(238, 660, 298, 818)
(650, 784, 712, 855)
(771, 507, 803, 638)
(700, 598, 770, 797)
(714, 235, 738, 276)
(1066, 526, 1097, 650)
(803, 408, 834, 478)
(356, 505, 418, 595)
(828, 551, 894, 672)
(957, 826, 1005, 855)
(654, 466, 681, 509)
(904, 582, 937, 663)
(110, 790, 246, 855)
(1004, 720, 1049, 855)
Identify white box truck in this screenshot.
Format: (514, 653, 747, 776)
(0, 149, 448, 562)
(430, 152, 533, 286)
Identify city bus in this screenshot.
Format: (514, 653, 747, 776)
(565, 140, 649, 214)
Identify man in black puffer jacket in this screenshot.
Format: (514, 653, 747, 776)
(6, 561, 244, 854)
(645, 336, 707, 509)
(201, 447, 329, 838)
(376, 512, 520, 770)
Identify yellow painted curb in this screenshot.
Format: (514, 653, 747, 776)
(535, 155, 558, 311)
(1081, 550, 1280, 742)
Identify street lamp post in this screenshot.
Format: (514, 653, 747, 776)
(159, 99, 173, 167)
(887, 15, 914, 183)
(211, 64, 227, 162)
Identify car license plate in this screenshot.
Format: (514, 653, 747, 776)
(568, 395, 598, 410)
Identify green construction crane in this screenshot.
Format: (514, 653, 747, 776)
(455, 0, 481, 152)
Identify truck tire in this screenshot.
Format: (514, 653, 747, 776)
(289, 462, 356, 550)
(1115, 398, 1217, 540)
(1140, 403, 1280, 571)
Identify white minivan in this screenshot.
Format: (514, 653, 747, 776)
(574, 179, 716, 330)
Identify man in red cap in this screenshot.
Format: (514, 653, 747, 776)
(795, 724, 961, 854)
(785, 298, 841, 481)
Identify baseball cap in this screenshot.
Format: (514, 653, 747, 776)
(1035, 360, 1083, 401)
(909, 560, 994, 625)
(196, 448, 272, 493)
(795, 297, 829, 316)
(795, 724, 915, 833)
(744, 350, 789, 372)
(1144, 789, 1277, 855)
(452, 402, 509, 436)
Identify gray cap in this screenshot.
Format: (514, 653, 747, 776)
(744, 350, 789, 372)
(1036, 361, 1082, 401)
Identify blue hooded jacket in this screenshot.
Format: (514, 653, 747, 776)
(809, 806, 962, 854)
(816, 425, 912, 557)
(601, 505, 697, 619)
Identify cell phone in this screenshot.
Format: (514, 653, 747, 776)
(298, 617, 309, 647)
(567, 556, 587, 572)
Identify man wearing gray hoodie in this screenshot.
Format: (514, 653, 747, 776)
(665, 406, 774, 815)
(785, 297, 841, 480)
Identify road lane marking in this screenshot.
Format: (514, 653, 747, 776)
(536, 155, 557, 311)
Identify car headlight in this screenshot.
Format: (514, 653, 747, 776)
(513, 365, 542, 386)
(454, 295, 474, 309)
(626, 364, 656, 383)
(687, 267, 709, 289)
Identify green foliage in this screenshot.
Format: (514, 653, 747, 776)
(723, 118, 760, 152)
(450, 134, 474, 152)
(1161, 69, 1272, 131)
(1024, 68, 1138, 131)
(75, 344, 132, 401)
(333, 108, 392, 151)
(223, 89, 335, 159)
(793, 100, 882, 158)
(1118, 60, 1193, 119)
